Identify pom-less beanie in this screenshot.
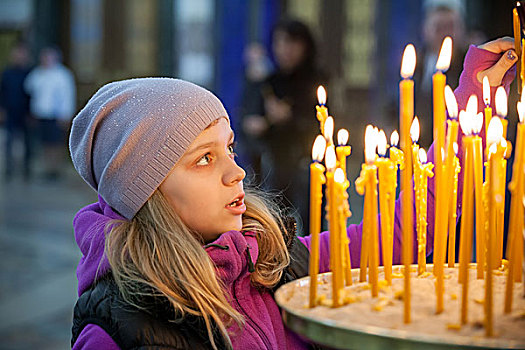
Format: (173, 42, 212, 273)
(69, 78, 228, 220)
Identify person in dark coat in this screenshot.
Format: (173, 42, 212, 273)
(242, 19, 328, 231)
(0, 43, 32, 180)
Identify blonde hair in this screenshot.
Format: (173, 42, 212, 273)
(105, 187, 290, 349)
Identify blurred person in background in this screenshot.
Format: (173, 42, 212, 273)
(238, 42, 273, 184)
(24, 46, 76, 181)
(415, 0, 468, 146)
(0, 43, 32, 181)
(241, 19, 327, 231)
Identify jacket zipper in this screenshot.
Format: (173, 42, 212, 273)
(231, 246, 272, 349)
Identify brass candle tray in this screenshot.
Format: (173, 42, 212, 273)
(275, 265, 525, 349)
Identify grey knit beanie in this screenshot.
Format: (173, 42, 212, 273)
(69, 78, 228, 220)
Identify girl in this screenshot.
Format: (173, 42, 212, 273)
(70, 37, 515, 349)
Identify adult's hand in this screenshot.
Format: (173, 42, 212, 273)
(477, 36, 518, 86)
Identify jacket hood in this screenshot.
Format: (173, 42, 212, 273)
(73, 195, 259, 296)
(73, 195, 124, 296)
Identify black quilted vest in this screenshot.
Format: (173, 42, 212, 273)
(71, 235, 310, 350)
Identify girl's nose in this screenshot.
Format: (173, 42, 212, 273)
(223, 158, 246, 185)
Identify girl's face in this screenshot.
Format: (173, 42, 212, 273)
(159, 118, 246, 243)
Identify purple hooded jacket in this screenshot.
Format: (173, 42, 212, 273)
(72, 45, 514, 349)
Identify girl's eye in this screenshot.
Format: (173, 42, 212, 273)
(196, 153, 212, 166)
(228, 142, 237, 157)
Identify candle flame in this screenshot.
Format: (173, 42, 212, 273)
(334, 168, 345, 183)
(312, 135, 327, 162)
(472, 112, 483, 135)
(377, 129, 388, 156)
(495, 86, 507, 117)
(390, 130, 399, 147)
(459, 110, 471, 136)
(325, 145, 336, 170)
(453, 142, 458, 155)
(410, 117, 420, 143)
(323, 116, 334, 142)
(337, 128, 349, 145)
(444, 85, 458, 119)
(487, 117, 504, 147)
(436, 36, 453, 71)
(482, 76, 490, 105)
(317, 85, 327, 105)
(400, 44, 416, 79)
(419, 148, 427, 164)
(365, 125, 377, 164)
(466, 94, 478, 117)
(518, 99, 525, 124)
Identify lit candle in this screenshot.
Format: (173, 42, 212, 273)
(309, 135, 327, 308)
(325, 146, 341, 307)
(323, 116, 334, 146)
(316, 86, 328, 134)
(400, 43, 416, 323)
(410, 118, 423, 274)
(448, 143, 461, 267)
(483, 77, 492, 155)
(376, 130, 395, 284)
(443, 86, 459, 268)
(356, 125, 379, 297)
(513, 7, 522, 93)
(389, 130, 404, 169)
(471, 108, 485, 280)
(494, 87, 509, 268)
(334, 168, 346, 294)
(336, 129, 351, 177)
(417, 148, 434, 275)
(458, 108, 475, 287)
(485, 118, 505, 337)
(433, 37, 452, 315)
(505, 96, 525, 313)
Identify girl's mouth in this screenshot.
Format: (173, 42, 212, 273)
(226, 194, 246, 214)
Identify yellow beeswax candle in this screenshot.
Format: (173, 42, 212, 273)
(316, 86, 328, 133)
(471, 114, 485, 280)
(355, 164, 369, 283)
(433, 37, 452, 314)
(505, 100, 525, 313)
(377, 130, 395, 284)
(325, 146, 341, 307)
(514, 8, 522, 93)
(309, 135, 327, 308)
(448, 147, 460, 267)
(417, 149, 434, 275)
(443, 86, 459, 268)
(495, 87, 509, 268)
(400, 44, 416, 323)
(340, 178, 353, 286)
(336, 129, 351, 177)
(334, 168, 346, 294)
(458, 110, 475, 285)
(483, 77, 492, 157)
(485, 117, 505, 336)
